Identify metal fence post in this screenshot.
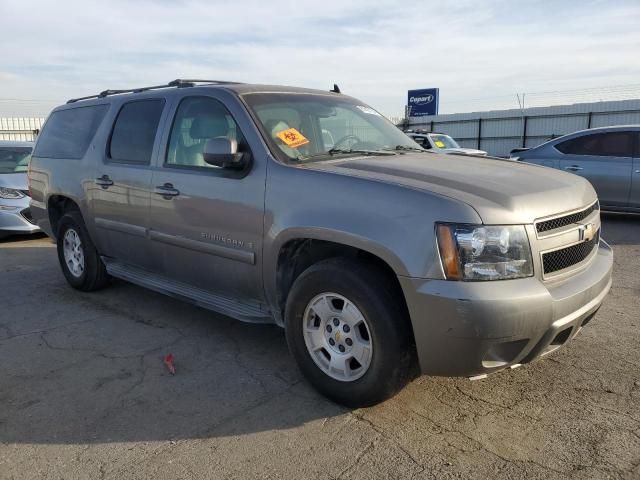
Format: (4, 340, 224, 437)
(522, 116, 528, 148)
(477, 118, 482, 150)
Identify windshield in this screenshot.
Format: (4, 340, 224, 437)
(242, 93, 423, 163)
(0, 147, 32, 174)
(430, 134, 460, 149)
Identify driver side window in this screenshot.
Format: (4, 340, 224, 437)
(166, 96, 246, 168)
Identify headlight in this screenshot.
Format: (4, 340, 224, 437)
(436, 224, 533, 281)
(0, 187, 25, 199)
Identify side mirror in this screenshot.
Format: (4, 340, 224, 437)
(203, 138, 247, 169)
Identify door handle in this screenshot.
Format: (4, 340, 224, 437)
(564, 165, 583, 172)
(635, 169, 640, 174)
(154, 183, 180, 197)
(95, 175, 114, 187)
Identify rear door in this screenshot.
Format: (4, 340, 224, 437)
(91, 98, 166, 271)
(556, 131, 633, 207)
(147, 93, 267, 303)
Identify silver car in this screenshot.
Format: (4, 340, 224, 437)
(29, 80, 612, 406)
(511, 125, 640, 212)
(0, 141, 40, 238)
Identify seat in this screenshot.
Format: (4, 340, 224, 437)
(179, 113, 230, 167)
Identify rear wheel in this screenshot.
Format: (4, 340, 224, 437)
(285, 258, 415, 407)
(56, 211, 109, 291)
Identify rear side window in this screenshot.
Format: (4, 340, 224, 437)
(109, 99, 165, 164)
(556, 132, 634, 157)
(33, 105, 108, 159)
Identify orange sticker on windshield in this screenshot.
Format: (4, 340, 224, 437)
(276, 128, 309, 148)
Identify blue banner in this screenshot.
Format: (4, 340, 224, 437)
(408, 88, 439, 117)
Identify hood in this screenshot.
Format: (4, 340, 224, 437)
(442, 148, 487, 156)
(305, 152, 597, 224)
(0, 172, 28, 191)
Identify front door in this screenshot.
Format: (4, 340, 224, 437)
(91, 98, 166, 271)
(148, 94, 266, 303)
(557, 131, 633, 207)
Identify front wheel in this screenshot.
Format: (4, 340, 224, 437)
(285, 258, 415, 407)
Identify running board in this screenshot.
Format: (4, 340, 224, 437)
(103, 259, 273, 324)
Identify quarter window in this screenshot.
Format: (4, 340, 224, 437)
(166, 96, 247, 168)
(33, 105, 108, 159)
(556, 132, 634, 157)
(109, 99, 165, 164)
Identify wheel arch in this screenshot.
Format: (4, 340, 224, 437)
(268, 230, 413, 338)
(47, 195, 82, 239)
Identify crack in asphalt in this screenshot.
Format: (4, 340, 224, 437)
(331, 439, 376, 480)
(349, 411, 426, 478)
(104, 381, 303, 479)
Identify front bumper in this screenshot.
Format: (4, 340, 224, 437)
(399, 240, 613, 377)
(0, 197, 41, 237)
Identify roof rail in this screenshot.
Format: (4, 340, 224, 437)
(66, 79, 242, 104)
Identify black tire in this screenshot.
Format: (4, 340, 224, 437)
(285, 257, 415, 408)
(56, 210, 109, 291)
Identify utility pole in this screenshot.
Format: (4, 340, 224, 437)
(516, 93, 526, 148)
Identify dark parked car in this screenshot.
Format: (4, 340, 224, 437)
(511, 125, 640, 212)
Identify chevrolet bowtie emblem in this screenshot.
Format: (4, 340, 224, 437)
(579, 223, 595, 242)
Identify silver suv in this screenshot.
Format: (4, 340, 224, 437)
(29, 80, 613, 406)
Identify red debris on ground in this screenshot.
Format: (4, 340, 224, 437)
(164, 353, 176, 375)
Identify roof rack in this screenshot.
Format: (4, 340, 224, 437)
(66, 79, 242, 104)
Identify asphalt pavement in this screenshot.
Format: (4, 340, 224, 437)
(0, 214, 638, 479)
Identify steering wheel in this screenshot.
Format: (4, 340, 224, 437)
(332, 134, 362, 150)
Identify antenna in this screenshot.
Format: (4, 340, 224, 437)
(330, 84, 341, 94)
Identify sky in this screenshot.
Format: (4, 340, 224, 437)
(1, 0, 639, 118)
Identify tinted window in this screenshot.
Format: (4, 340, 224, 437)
(109, 99, 165, 164)
(556, 132, 634, 157)
(33, 105, 108, 159)
(166, 96, 247, 169)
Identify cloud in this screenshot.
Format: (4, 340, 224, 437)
(0, 0, 639, 117)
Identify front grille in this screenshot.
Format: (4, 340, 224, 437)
(542, 229, 600, 275)
(536, 202, 599, 234)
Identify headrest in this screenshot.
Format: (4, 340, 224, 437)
(265, 120, 291, 138)
(190, 114, 229, 139)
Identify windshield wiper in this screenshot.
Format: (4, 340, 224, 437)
(295, 148, 397, 162)
(383, 145, 425, 152)
(327, 148, 396, 156)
